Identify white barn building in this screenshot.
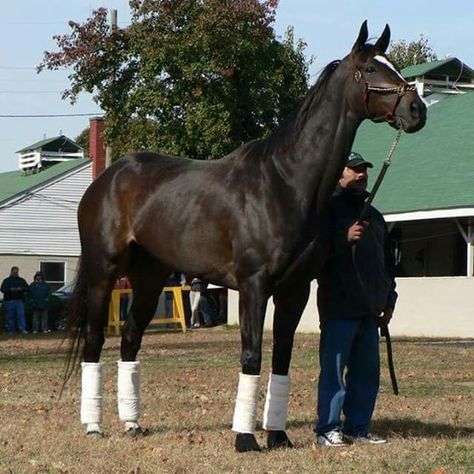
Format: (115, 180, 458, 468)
(0, 119, 105, 290)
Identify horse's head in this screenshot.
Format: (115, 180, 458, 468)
(344, 21, 426, 133)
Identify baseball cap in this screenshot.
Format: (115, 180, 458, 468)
(346, 152, 373, 169)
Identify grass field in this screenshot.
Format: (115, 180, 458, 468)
(0, 327, 473, 473)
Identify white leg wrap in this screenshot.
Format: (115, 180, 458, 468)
(262, 373, 290, 431)
(117, 361, 140, 423)
(232, 373, 260, 434)
(81, 362, 103, 432)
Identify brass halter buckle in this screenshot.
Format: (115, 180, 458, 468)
(354, 68, 417, 123)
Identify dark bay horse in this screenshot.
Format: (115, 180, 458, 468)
(67, 21, 426, 452)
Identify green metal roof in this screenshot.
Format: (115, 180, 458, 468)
(16, 135, 84, 154)
(0, 158, 90, 206)
(401, 57, 474, 81)
(353, 92, 474, 215)
(401, 59, 452, 78)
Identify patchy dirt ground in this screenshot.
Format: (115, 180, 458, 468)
(0, 328, 473, 473)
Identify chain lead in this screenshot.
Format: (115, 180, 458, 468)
(385, 128, 403, 165)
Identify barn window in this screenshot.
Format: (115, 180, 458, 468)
(39, 261, 65, 291)
(391, 220, 467, 277)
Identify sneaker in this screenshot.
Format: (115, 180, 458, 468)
(317, 430, 346, 447)
(344, 433, 387, 445)
(32, 331, 38, 334)
(21, 330, 29, 335)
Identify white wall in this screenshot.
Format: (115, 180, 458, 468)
(0, 163, 92, 256)
(227, 278, 474, 338)
(0, 254, 79, 287)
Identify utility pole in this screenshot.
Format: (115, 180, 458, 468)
(105, 8, 118, 168)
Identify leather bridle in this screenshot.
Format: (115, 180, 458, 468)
(354, 69, 417, 123)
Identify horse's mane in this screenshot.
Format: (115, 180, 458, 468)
(239, 60, 341, 160)
(294, 60, 342, 131)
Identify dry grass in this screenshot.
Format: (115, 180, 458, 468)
(0, 327, 473, 474)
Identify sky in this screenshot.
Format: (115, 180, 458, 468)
(0, 0, 473, 173)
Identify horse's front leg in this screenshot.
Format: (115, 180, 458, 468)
(233, 275, 268, 452)
(264, 280, 311, 449)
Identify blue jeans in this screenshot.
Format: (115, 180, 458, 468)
(32, 309, 48, 332)
(316, 318, 380, 437)
(198, 293, 214, 325)
(120, 297, 129, 321)
(5, 299, 27, 334)
(165, 293, 173, 318)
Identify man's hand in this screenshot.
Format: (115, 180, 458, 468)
(347, 220, 369, 244)
(377, 306, 394, 327)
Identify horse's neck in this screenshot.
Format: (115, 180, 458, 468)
(270, 71, 361, 218)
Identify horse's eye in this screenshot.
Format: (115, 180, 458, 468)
(366, 66, 376, 73)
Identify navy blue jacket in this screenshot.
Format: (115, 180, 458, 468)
(29, 281, 51, 310)
(317, 186, 397, 321)
(1, 276, 29, 301)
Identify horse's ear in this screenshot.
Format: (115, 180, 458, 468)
(351, 20, 368, 54)
(375, 24, 391, 54)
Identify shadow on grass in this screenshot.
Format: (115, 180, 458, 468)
(373, 417, 474, 439)
(149, 339, 241, 353)
(132, 421, 231, 436)
(113, 416, 473, 449)
(285, 417, 474, 440)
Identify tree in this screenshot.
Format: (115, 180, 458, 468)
(387, 35, 438, 71)
(74, 127, 89, 155)
(38, 0, 311, 160)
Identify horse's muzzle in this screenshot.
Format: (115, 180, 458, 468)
(394, 95, 427, 133)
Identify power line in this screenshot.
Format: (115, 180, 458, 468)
(0, 79, 66, 83)
(0, 113, 103, 118)
(0, 90, 63, 93)
(0, 21, 68, 25)
(0, 66, 37, 70)
(0, 21, 129, 26)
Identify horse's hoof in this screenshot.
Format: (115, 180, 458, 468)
(86, 423, 104, 437)
(235, 433, 261, 452)
(267, 430, 293, 449)
(125, 425, 149, 437)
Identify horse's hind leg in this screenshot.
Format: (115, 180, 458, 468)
(118, 249, 170, 436)
(264, 281, 310, 449)
(81, 266, 118, 437)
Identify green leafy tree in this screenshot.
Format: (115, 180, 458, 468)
(74, 127, 89, 155)
(39, 0, 311, 160)
(387, 35, 438, 71)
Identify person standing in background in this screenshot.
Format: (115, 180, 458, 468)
(189, 277, 208, 328)
(164, 272, 186, 318)
(115, 276, 131, 321)
(29, 271, 51, 333)
(1, 266, 29, 336)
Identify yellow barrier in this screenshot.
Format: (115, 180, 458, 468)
(108, 286, 189, 336)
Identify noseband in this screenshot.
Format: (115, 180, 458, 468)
(354, 69, 417, 123)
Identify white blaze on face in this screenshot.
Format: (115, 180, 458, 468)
(374, 55, 405, 81)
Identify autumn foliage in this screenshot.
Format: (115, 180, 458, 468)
(39, 0, 310, 160)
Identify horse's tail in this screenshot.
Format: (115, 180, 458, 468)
(60, 257, 88, 398)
